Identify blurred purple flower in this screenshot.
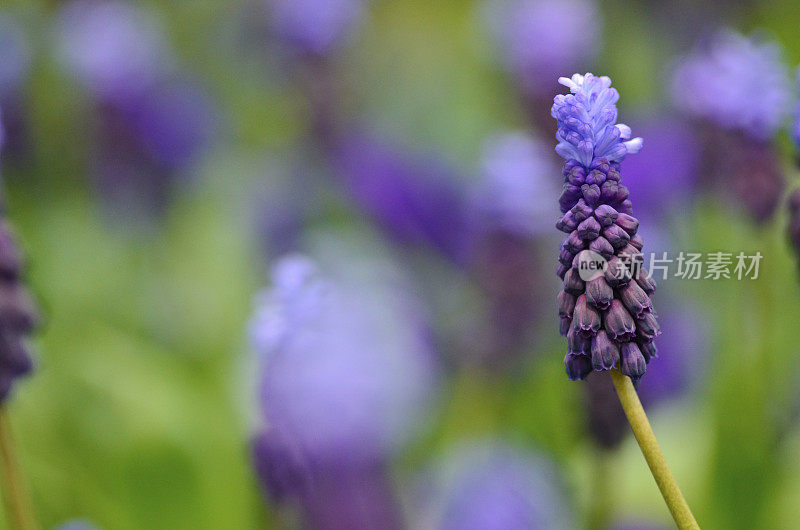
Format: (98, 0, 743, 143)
(621, 117, 699, 223)
(0, 14, 30, 95)
(56, 1, 218, 219)
(584, 371, 628, 448)
(788, 189, 800, 261)
(673, 31, 791, 222)
(671, 30, 790, 141)
(331, 132, 470, 263)
(412, 439, 572, 529)
(124, 79, 217, 170)
(250, 254, 436, 464)
(268, 0, 365, 56)
(474, 131, 558, 237)
(610, 522, 670, 530)
(90, 78, 217, 220)
(0, 14, 32, 164)
(56, 0, 172, 102)
(250, 253, 436, 526)
(485, 0, 600, 96)
(469, 132, 558, 369)
(794, 68, 800, 156)
(55, 522, 99, 530)
(637, 300, 709, 408)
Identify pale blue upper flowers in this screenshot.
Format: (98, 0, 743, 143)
(551, 74, 643, 168)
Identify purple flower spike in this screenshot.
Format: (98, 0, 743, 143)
(552, 74, 659, 381)
(0, 217, 37, 401)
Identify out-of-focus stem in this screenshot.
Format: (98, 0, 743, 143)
(0, 406, 36, 530)
(609, 369, 699, 530)
(587, 450, 612, 530)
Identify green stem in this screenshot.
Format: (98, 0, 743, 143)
(0, 406, 36, 530)
(609, 369, 699, 530)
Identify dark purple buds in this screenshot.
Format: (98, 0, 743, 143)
(563, 268, 585, 295)
(559, 184, 582, 212)
(585, 169, 606, 186)
(602, 224, 630, 249)
(577, 216, 601, 240)
(615, 185, 630, 203)
(604, 256, 631, 287)
(619, 281, 650, 318)
(573, 294, 601, 335)
(570, 199, 593, 222)
(617, 244, 643, 272)
(617, 200, 634, 215)
(593, 204, 618, 227)
(558, 247, 573, 266)
(606, 166, 621, 181)
(556, 212, 577, 233)
(639, 340, 657, 361)
(629, 233, 644, 251)
(635, 269, 657, 294)
(585, 277, 613, 310)
(559, 317, 572, 336)
(620, 342, 646, 379)
(591, 330, 620, 371)
(567, 325, 591, 354)
(557, 290, 576, 319)
(566, 165, 586, 186)
(564, 231, 585, 254)
(600, 180, 619, 203)
(604, 300, 636, 341)
(581, 183, 601, 206)
(556, 263, 569, 279)
(589, 237, 614, 260)
(636, 312, 661, 340)
(615, 213, 639, 235)
(565, 352, 592, 381)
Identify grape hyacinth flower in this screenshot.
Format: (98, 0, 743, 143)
(551, 73, 655, 382)
(250, 253, 436, 528)
(552, 74, 698, 528)
(411, 439, 572, 529)
(0, 214, 36, 401)
(671, 30, 791, 222)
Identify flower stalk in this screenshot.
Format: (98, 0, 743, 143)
(609, 369, 698, 530)
(0, 406, 35, 530)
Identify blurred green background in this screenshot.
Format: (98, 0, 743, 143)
(2, 0, 800, 529)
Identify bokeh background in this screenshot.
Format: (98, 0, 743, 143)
(2, 0, 800, 528)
